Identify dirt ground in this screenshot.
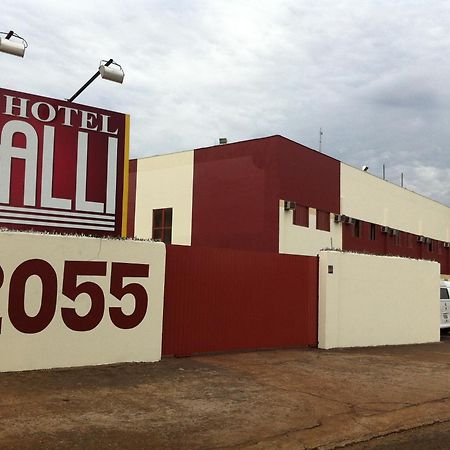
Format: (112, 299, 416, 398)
(0, 335, 449, 450)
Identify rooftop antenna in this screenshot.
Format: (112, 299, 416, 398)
(382, 164, 386, 180)
(401, 172, 404, 187)
(319, 127, 323, 152)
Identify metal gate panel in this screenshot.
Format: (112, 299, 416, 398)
(163, 245, 318, 356)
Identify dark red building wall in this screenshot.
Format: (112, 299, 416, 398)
(343, 220, 450, 274)
(275, 138, 340, 214)
(191, 135, 340, 252)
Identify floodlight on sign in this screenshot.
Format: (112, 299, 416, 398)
(68, 58, 125, 102)
(99, 60, 124, 83)
(0, 30, 27, 57)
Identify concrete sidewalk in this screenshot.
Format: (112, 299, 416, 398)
(0, 337, 449, 449)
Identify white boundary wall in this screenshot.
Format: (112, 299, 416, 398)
(319, 250, 440, 349)
(0, 231, 165, 372)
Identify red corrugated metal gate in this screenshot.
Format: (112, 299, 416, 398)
(162, 245, 318, 356)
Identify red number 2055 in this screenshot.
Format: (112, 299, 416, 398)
(1, 260, 149, 334)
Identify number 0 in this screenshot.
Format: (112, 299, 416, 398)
(8, 259, 58, 334)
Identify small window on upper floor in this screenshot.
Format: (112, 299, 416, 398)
(354, 219, 360, 238)
(407, 233, 414, 248)
(152, 208, 173, 244)
(370, 223, 376, 241)
(294, 205, 309, 227)
(316, 210, 330, 232)
(441, 288, 449, 300)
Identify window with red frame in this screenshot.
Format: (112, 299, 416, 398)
(294, 205, 309, 227)
(316, 210, 330, 231)
(152, 208, 173, 244)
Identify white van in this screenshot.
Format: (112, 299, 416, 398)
(440, 281, 450, 330)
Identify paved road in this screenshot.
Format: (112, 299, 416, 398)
(345, 420, 450, 449)
(0, 335, 449, 449)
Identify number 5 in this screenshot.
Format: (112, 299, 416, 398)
(109, 263, 149, 329)
(61, 261, 107, 332)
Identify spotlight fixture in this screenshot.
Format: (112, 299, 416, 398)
(99, 60, 125, 83)
(0, 30, 27, 57)
(68, 59, 125, 102)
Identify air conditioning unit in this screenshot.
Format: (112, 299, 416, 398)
(381, 226, 390, 233)
(425, 237, 432, 244)
(391, 229, 399, 236)
(334, 214, 346, 223)
(444, 242, 450, 248)
(284, 201, 296, 211)
(345, 216, 355, 225)
(417, 235, 426, 243)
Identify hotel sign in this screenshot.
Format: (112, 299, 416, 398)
(0, 88, 129, 237)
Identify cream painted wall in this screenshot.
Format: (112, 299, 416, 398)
(134, 151, 194, 245)
(318, 250, 440, 349)
(0, 231, 165, 372)
(279, 200, 342, 256)
(341, 164, 450, 242)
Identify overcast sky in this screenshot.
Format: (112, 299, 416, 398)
(2, 0, 450, 205)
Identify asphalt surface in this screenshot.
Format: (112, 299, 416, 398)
(0, 333, 449, 449)
(343, 420, 450, 449)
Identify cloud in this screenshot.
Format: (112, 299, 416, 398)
(2, 0, 450, 205)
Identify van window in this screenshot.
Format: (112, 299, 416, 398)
(440, 288, 449, 299)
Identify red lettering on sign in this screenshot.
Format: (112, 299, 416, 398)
(61, 261, 107, 332)
(109, 263, 149, 329)
(1, 259, 150, 334)
(8, 259, 58, 333)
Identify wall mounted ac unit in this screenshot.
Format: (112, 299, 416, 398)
(417, 235, 426, 243)
(284, 201, 296, 211)
(336, 214, 348, 223)
(334, 214, 343, 223)
(391, 229, 399, 236)
(345, 216, 355, 225)
(444, 242, 450, 248)
(425, 237, 432, 244)
(381, 226, 390, 233)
